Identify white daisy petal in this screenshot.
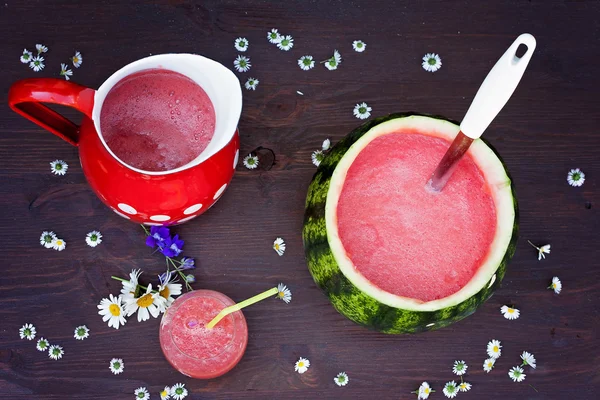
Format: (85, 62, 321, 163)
(267, 28, 282, 44)
(417, 382, 433, 399)
(242, 154, 259, 169)
(19, 323, 36, 340)
(295, 357, 310, 374)
(234, 37, 249, 52)
(276, 283, 292, 303)
(501, 305, 520, 320)
(134, 387, 150, 400)
(50, 159, 68, 175)
(160, 386, 171, 400)
(109, 358, 124, 374)
(20, 49, 33, 64)
(487, 339, 502, 359)
(483, 357, 496, 372)
(298, 55, 315, 71)
(36, 44, 48, 54)
(311, 150, 324, 167)
(273, 238, 286, 256)
(458, 382, 471, 392)
(170, 383, 188, 400)
(520, 351, 537, 369)
(277, 35, 294, 51)
(29, 56, 45, 72)
(244, 77, 259, 91)
(508, 366, 526, 382)
(97, 294, 127, 329)
(549, 276, 562, 294)
(73, 325, 90, 340)
(36, 337, 49, 351)
(60, 63, 73, 81)
(322, 138, 331, 151)
(72, 51, 83, 68)
(567, 168, 585, 187)
(352, 40, 366, 52)
(86, 230, 102, 247)
(48, 345, 64, 360)
(452, 360, 468, 376)
(334, 372, 349, 386)
(51, 237, 67, 251)
(157, 271, 182, 313)
(40, 231, 57, 248)
(422, 53, 442, 72)
(353, 102, 372, 119)
(233, 55, 251, 72)
(442, 381, 458, 398)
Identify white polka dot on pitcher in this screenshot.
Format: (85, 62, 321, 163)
(183, 204, 203, 215)
(150, 215, 171, 222)
(144, 222, 164, 226)
(118, 203, 137, 215)
(213, 183, 227, 200)
(233, 150, 239, 169)
(112, 209, 131, 220)
(178, 215, 198, 223)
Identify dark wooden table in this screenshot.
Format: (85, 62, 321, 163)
(1, 1, 598, 399)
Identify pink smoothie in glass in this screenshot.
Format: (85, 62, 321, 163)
(160, 290, 247, 379)
(100, 68, 216, 172)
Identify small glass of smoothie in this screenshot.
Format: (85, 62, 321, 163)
(160, 290, 248, 379)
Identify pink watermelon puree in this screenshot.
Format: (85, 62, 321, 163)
(337, 131, 497, 302)
(160, 290, 247, 379)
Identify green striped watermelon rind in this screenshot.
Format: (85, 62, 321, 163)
(302, 112, 519, 334)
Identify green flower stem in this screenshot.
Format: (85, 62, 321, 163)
(166, 257, 193, 291)
(111, 276, 157, 294)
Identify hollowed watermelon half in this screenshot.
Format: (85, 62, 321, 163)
(303, 113, 518, 334)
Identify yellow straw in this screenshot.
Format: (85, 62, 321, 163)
(206, 287, 279, 329)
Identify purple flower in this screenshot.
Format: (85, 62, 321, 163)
(146, 226, 170, 249)
(161, 234, 184, 257)
(185, 274, 195, 283)
(180, 257, 195, 270)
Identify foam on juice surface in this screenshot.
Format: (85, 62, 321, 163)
(100, 68, 216, 172)
(336, 131, 497, 302)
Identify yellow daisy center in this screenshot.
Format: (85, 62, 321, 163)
(424, 388, 430, 394)
(159, 286, 170, 299)
(160, 390, 167, 396)
(507, 308, 514, 313)
(278, 291, 285, 298)
(56, 240, 63, 245)
(109, 304, 121, 316)
(74, 57, 79, 62)
(493, 346, 499, 352)
(552, 283, 556, 288)
(488, 362, 493, 367)
(274, 244, 280, 250)
(298, 361, 304, 367)
(137, 293, 154, 308)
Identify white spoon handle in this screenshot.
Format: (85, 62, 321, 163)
(460, 33, 536, 139)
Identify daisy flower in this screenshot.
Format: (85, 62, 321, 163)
(273, 237, 286, 256)
(29, 56, 45, 72)
(295, 357, 310, 374)
(51, 237, 66, 251)
(322, 138, 331, 151)
(19, 323, 36, 340)
(40, 231, 57, 248)
(73, 325, 89, 340)
(233, 55, 251, 72)
(422, 53, 442, 72)
(234, 37, 249, 52)
(267, 28, 281, 44)
(311, 150, 324, 167)
(549, 276, 562, 294)
(97, 294, 127, 329)
(36, 44, 48, 55)
(170, 383, 188, 400)
(48, 345, 64, 360)
(134, 387, 150, 400)
(324, 50, 341, 70)
(353, 102, 372, 119)
(277, 35, 294, 51)
(442, 381, 458, 398)
(72, 51, 83, 68)
(414, 381, 434, 399)
(520, 351, 537, 369)
(508, 366, 526, 382)
(157, 271, 182, 312)
(20, 49, 33, 63)
(487, 339, 502, 359)
(160, 386, 171, 400)
(124, 283, 164, 322)
(483, 357, 496, 372)
(276, 283, 292, 303)
(452, 360, 468, 376)
(352, 40, 366, 52)
(458, 382, 472, 392)
(501, 305, 520, 320)
(36, 337, 49, 351)
(109, 358, 124, 374)
(85, 230, 102, 247)
(50, 159, 68, 175)
(243, 154, 259, 169)
(567, 168, 585, 187)
(245, 77, 259, 91)
(528, 240, 551, 260)
(298, 55, 315, 71)
(60, 63, 73, 81)
(334, 372, 349, 387)
(120, 269, 142, 298)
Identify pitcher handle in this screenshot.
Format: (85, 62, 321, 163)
(8, 78, 96, 146)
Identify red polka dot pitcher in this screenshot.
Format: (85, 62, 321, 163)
(8, 54, 242, 225)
